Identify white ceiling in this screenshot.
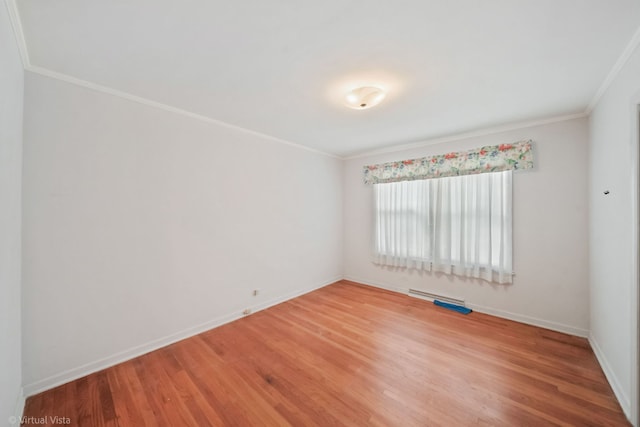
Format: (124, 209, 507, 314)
(15, 0, 640, 157)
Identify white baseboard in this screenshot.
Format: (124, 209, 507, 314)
(9, 388, 25, 427)
(22, 276, 341, 397)
(589, 334, 631, 419)
(343, 275, 409, 294)
(466, 303, 589, 338)
(344, 276, 589, 337)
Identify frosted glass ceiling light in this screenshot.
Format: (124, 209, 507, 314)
(344, 86, 386, 109)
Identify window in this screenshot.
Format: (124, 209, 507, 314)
(373, 170, 513, 284)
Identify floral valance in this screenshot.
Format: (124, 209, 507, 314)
(363, 140, 533, 184)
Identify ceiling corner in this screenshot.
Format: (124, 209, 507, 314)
(586, 23, 640, 114)
(5, 0, 31, 68)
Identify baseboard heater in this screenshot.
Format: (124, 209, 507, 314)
(408, 289, 466, 307)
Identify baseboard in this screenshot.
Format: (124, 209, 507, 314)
(466, 303, 589, 338)
(344, 276, 589, 337)
(589, 334, 631, 419)
(8, 387, 25, 427)
(343, 276, 410, 294)
(22, 276, 341, 397)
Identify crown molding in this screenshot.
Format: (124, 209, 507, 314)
(343, 112, 588, 160)
(26, 66, 340, 159)
(586, 23, 640, 113)
(5, 0, 30, 67)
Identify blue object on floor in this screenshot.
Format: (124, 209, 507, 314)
(433, 299, 472, 315)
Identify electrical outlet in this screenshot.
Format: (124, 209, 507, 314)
(252, 289, 260, 296)
(242, 309, 251, 315)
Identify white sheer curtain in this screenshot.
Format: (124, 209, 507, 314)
(373, 170, 513, 284)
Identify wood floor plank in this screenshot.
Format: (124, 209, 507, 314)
(22, 280, 630, 426)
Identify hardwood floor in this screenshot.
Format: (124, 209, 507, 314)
(23, 280, 629, 426)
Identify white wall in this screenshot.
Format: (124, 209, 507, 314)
(0, 1, 24, 424)
(589, 42, 640, 420)
(344, 117, 590, 336)
(21, 72, 343, 393)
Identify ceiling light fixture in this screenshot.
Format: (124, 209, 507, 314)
(344, 86, 386, 110)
